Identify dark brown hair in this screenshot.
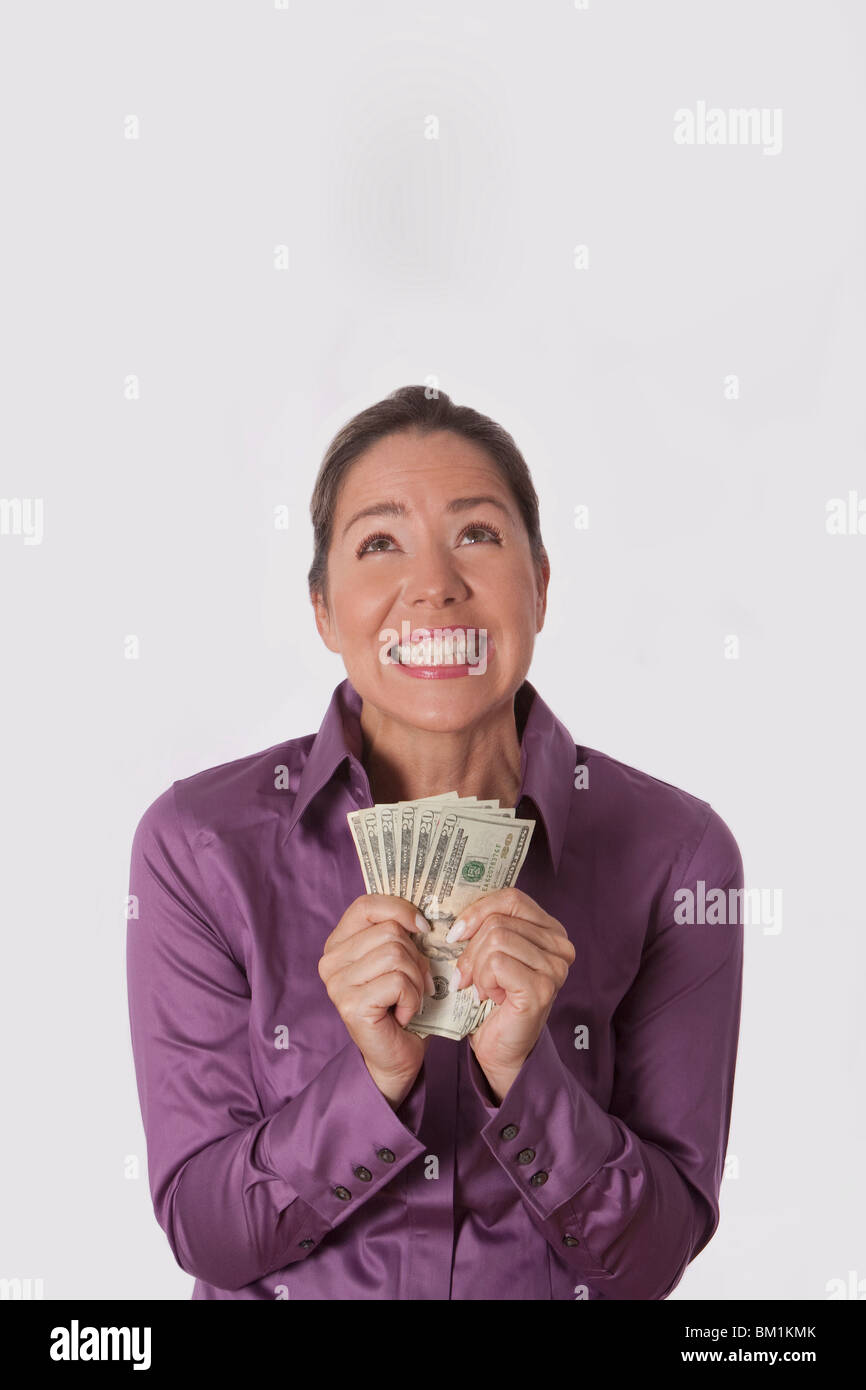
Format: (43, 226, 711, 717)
(308, 385, 548, 608)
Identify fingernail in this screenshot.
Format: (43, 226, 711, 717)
(448, 966, 462, 994)
(445, 918, 466, 943)
(470, 984, 481, 1006)
(415, 912, 431, 933)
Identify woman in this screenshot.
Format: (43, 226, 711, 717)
(126, 385, 744, 1300)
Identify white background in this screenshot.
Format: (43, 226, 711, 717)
(1, 0, 863, 1300)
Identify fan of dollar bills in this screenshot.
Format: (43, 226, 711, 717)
(347, 793, 535, 1041)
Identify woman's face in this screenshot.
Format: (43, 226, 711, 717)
(313, 427, 549, 733)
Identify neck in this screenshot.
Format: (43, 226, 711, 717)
(359, 693, 524, 808)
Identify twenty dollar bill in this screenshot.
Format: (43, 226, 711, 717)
(347, 796, 535, 1040)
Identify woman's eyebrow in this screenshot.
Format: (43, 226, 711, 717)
(341, 495, 512, 540)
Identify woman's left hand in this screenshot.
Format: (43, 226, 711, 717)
(447, 887, 575, 1094)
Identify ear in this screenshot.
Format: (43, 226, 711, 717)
(535, 550, 550, 632)
(311, 590, 341, 654)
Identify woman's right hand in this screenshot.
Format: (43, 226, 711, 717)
(318, 894, 435, 1105)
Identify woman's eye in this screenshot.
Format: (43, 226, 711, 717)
(459, 524, 501, 544)
(356, 532, 395, 556)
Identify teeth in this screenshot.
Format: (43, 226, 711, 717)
(388, 630, 484, 666)
(393, 641, 456, 665)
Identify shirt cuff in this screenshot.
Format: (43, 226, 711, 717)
(263, 1040, 427, 1242)
(469, 1024, 614, 1221)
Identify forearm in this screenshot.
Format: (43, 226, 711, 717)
(365, 1058, 424, 1109)
(474, 1059, 520, 1106)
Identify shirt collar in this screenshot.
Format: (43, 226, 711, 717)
(283, 676, 575, 872)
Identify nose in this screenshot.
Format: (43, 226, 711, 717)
(405, 540, 470, 609)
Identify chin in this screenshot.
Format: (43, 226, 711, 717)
(385, 675, 505, 726)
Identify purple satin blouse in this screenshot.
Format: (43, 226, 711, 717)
(125, 677, 743, 1299)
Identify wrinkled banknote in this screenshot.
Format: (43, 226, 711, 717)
(347, 794, 535, 1040)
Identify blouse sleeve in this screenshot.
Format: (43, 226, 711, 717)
(125, 784, 427, 1292)
(465, 805, 744, 1299)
